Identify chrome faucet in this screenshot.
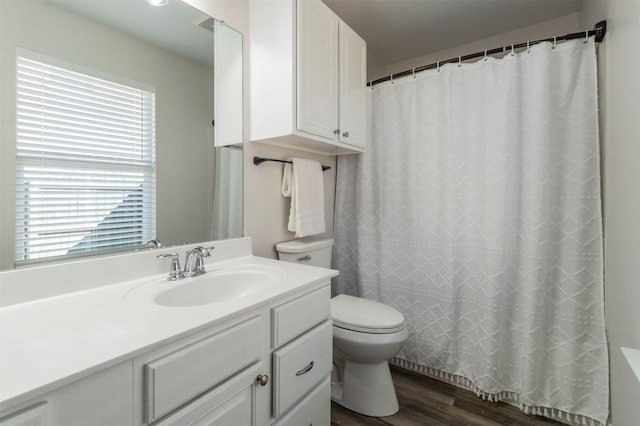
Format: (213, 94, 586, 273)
(157, 246, 215, 280)
(145, 239, 164, 249)
(184, 246, 214, 277)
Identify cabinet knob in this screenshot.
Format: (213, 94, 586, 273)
(256, 374, 269, 386)
(333, 129, 340, 135)
(342, 131, 349, 138)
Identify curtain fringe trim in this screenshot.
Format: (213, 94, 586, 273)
(391, 358, 604, 426)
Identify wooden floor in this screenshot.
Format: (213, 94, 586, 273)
(331, 366, 563, 426)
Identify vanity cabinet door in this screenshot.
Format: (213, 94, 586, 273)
(0, 362, 132, 426)
(44, 362, 132, 426)
(0, 403, 46, 426)
(272, 377, 330, 426)
(155, 362, 264, 426)
(143, 316, 262, 423)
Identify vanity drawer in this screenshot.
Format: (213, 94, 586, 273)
(144, 316, 261, 423)
(272, 377, 330, 426)
(272, 284, 330, 347)
(272, 320, 332, 417)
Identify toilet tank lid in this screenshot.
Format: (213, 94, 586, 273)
(276, 237, 334, 253)
(331, 294, 405, 331)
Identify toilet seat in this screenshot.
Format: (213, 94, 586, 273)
(331, 295, 405, 334)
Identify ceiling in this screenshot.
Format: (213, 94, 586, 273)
(323, 0, 582, 65)
(46, 0, 216, 67)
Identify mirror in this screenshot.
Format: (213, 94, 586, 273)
(0, 0, 243, 270)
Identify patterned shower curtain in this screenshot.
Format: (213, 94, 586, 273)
(211, 146, 243, 240)
(333, 38, 608, 425)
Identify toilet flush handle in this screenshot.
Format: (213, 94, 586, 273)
(297, 255, 311, 262)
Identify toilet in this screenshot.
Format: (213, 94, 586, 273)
(276, 237, 408, 417)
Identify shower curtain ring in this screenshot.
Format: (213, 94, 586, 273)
(552, 36, 557, 49)
(437, 61, 440, 72)
(458, 56, 462, 67)
(369, 80, 374, 90)
(527, 41, 531, 53)
(584, 30, 589, 43)
(390, 74, 394, 84)
(412, 67, 416, 78)
(484, 50, 488, 61)
(511, 45, 515, 56)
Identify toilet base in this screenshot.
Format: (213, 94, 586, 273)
(331, 359, 399, 417)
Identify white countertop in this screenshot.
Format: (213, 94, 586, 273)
(0, 254, 338, 411)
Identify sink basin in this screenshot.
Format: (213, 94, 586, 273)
(125, 264, 286, 307)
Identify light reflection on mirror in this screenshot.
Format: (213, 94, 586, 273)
(0, 0, 243, 270)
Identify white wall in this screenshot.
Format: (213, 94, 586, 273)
(367, 49, 387, 81)
(244, 143, 337, 258)
(385, 13, 580, 76)
(0, 0, 214, 269)
(580, 1, 640, 425)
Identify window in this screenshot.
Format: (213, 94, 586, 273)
(15, 50, 156, 263)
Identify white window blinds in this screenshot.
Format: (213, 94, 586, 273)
(15, 52, 156, 263)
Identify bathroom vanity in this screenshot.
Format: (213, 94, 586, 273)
(0, 238, 337, 425)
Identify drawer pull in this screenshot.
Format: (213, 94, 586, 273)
(256, 374, 269, 386)
(295, 361, 314, 376)
(297, 255, 311, 262)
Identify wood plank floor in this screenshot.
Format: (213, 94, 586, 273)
(331, 366, 563, 426)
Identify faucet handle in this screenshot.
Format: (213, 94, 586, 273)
(157, 253, 184, 281)
(190, 246, 214, 256)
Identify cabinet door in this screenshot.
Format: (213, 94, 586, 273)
(142, 316, 262, 423)
(214, 20, 243, 147)
(297, 0, 339, 141)
(272, 378, 330, 426)
(339, 20, 367, 148)
(0, 362, 132, 426)
(155, 362, 265, 426)
(0, 403, 46, 426)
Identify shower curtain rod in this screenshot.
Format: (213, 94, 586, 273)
(368, 20, 607, 87)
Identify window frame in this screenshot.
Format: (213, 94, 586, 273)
(14, 48, 157, 265)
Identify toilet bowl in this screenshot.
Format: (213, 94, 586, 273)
(276, 237, 408, 417)
(331, 294, 408, 417)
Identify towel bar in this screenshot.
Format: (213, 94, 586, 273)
(253, 156, 330, 171)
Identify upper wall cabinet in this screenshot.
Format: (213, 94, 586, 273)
(249, 0, 367, 155)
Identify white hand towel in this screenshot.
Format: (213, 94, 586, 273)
(281, 157, 325, 238)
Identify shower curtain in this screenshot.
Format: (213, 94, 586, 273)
(211, 146, 243, 240)
(333, 38, 608, 425)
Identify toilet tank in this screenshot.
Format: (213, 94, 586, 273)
(276, 237, 334, 268)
